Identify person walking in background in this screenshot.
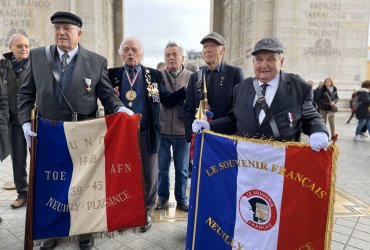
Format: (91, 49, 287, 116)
(353, 80, 370, 142)
(156, 42, 192, 212)
(1, 34, 30, 209)
(317, 77, 339, 140)
(107, 37, 186, 232)
(313, 81, 324, 112)
(346, 89, 357, 124)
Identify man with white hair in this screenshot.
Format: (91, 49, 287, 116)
(108, 37, 186, 232)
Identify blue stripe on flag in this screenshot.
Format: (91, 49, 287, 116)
(187, 132, 238, 250)
(33, 118, 73, 240)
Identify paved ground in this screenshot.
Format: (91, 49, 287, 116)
(0, 112, 369, 250)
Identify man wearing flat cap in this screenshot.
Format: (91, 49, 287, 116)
(193, 37, 329, 152)
(184, 32, 244, 144)
(17, 11, 133, 250)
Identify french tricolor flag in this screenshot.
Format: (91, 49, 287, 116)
(33, 113, 146, 240)
(187, 131, 336, 250)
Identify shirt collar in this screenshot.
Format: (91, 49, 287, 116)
(57, 45, 79, 60)
(206, 62, 223, 73)
(258, 73, 280, 87)
(124, 64, 141, 72)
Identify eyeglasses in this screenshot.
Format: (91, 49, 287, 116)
(12, 44, 29, 49)
(53, 25, 80, 33)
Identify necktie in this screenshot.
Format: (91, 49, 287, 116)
(61, 53, 68, 72)
(128, 67, 135, 79)
(254, 84, 268, 124)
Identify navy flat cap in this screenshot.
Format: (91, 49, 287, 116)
(50, 11, 83, 28)
(251, 37, 284, 55)
(200, 32, 225, 46)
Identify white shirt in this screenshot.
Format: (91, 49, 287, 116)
(253, 74, 280, 124)
(57, 45, 79, 65)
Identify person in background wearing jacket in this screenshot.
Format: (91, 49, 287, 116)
(2, 34, 30, 209)
(317, 77, 339, 140)
(156, 42, 192, 212)
(353, 80, 370, 142)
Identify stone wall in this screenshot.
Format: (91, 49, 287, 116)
(0, 0, 124, 67)
(211, 0, 370, 105)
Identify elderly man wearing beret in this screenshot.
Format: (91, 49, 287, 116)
(193, 37, 329, 151)
(17, 11, 133, 250)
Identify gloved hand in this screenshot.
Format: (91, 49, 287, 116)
(22, 122, 37, 148)
(117, 106, 134, 116)
(309, 132, 329, 152)
(192, 119, 210, 133)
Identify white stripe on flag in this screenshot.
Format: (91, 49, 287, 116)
(65, 119, 108, 235)
(234, 142, 286, 249)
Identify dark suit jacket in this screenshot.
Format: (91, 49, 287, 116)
(211, 71, 328, 141)
(108, 65, 186, 153)
(0, 78, 10, 161)
(17, 45, 123, 123)
(184, 63, 243, 141)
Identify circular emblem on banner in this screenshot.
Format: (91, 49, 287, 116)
(238, 189, 277, 231)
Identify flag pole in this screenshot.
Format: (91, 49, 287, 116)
(24, 105, 38, 250)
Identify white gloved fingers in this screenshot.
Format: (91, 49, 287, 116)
(22, 122, 37, 148)
(309, 132, 329, 152)
(192, 120, 210, 133)
(117, 106, 134, 116)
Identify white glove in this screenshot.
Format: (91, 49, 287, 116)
(192, 120, 210, 133)
(22, 122, 37, 148)
(117, 106, 134, 116)
(309, 132, 329, 152)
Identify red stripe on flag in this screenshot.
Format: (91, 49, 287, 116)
(277, 146, 332, 249)
(104, 113, 146, 231)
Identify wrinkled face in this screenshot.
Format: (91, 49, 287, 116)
(165, 46, 184, 72)
(202, 40, 225, 66)
(120, 39, 143, 67)
(9, 35, 30, 61)
(253, 51, 284, 83)
(53, 23, 82, 52)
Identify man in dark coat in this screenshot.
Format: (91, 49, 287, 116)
(193, 37, 328, 151)
(184, 32, 244, 143)
(353, 80, 370, 141)
(2, 33, 30, 209)
(17, 11, 131, 250)
(108, 37, 186, 233)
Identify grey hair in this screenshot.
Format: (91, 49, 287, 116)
(118, 37, 144, 57)
(8, 33, 29, 46)
(164, 41, 184, 56)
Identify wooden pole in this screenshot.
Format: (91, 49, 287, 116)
(24, 106, 38, 250)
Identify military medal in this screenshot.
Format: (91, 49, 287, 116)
(125, 89, 137, 101)
(287, 112, 294, 128)
(125, 67, 141, 102)
(84, 78, 92, 92)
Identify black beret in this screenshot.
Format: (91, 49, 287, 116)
(251, 37, 284, 56)
(50, 11, 83, 28)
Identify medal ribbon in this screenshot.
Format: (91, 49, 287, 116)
(126, 67, 141, 88)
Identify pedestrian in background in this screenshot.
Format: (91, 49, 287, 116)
(1, 34, 30, 209)
(353, 80, 370, 142)
(317, 77, 339, 140)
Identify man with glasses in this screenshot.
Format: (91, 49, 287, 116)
(1, 34, 30, 209)
(17, 11, 131, 250)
